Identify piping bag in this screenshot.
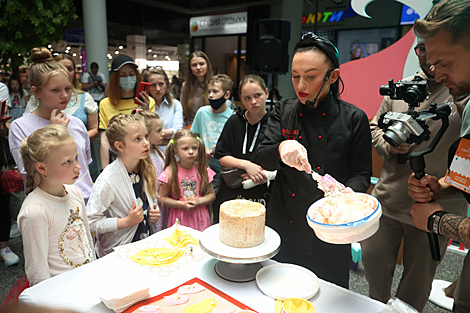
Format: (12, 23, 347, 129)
(242, 170, 277, 189)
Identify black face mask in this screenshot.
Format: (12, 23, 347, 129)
(209, 94, 226, 110)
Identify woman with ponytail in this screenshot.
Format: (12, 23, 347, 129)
(253, 33, 372, 288)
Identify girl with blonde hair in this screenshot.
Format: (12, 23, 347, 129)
(86, 113, 160, 257)
(158, 129, 215, 230)
(18, 124, 95, 286)
(132, 109, 168, 230)
(8, 47, 93, 202)
(24, 51, 100, 180)
(25, 52, 99, 142)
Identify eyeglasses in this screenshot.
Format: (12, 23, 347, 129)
(414, 45, 426, 57)
(148, 65, 164, 70)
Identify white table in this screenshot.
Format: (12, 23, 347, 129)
(19, 249, 386, 313)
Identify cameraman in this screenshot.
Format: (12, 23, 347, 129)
(81, 62, 107, 104)
(362, 38, 468, 311)
(407, 1, 470, 312)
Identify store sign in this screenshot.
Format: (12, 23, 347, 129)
(302, 6, 357, 25)
(190, 12, 247, 37)
(302, 0, 401, 30)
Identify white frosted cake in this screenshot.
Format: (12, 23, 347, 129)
(219, 200, 266, 248)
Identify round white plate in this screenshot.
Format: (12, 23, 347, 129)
(199, 224, 280, 263)
(256, 263, 320, 300)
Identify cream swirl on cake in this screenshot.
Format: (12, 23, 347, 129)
(219, 200, 266, 248)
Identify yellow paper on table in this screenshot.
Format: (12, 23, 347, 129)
(130, 248, 184, 267)
(165, 228, 199, 248)
(183, 298, 216, 313)
(282, 298, 315, 313)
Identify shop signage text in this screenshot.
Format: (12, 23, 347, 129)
(302, 6, 357, 25)
(190, 12, 247, 37)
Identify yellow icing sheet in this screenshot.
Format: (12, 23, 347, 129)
(130, 248, 184, 267)
(183, 298, 216, 313)
(164, 229, 199, 248)
(283, 298, 315, 313)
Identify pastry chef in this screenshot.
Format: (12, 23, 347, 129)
(253, 33, 372, 288)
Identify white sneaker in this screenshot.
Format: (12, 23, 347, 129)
(0, 247, 20, 266)
(10, 220, 21, 239)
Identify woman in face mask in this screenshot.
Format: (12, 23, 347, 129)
(98, 55, 155, 170)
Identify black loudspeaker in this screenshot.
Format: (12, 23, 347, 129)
(253, 19, 291, 73)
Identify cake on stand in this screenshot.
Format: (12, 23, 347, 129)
(199, 224, 281, 282)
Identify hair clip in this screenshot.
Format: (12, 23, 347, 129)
(169, 139, 174, 144)
(196, 136, 200, 141)
(135, 108, 142, 112)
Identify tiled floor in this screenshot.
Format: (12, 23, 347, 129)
(349, 244, 466, 313)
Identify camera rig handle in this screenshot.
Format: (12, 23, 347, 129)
(408, 103, 451, 261)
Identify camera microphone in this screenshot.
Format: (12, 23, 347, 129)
(305, 80, 327, 108)
(305, 69, 332, 108)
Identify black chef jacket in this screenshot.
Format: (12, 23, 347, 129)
(254, 93, 372, 253)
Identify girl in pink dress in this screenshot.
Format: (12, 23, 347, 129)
(158, 129, 215, 231)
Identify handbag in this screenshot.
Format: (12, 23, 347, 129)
(220, 166, 245, 189)
(0, 138, 24, 194)
(0, 168, 24, 194)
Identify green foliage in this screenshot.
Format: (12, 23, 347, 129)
(0, 0, 78, 73)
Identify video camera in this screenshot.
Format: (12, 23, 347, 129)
(378, 75, 450, 151)
(378, 75, 452, 262)
(379, 76, 428, 109)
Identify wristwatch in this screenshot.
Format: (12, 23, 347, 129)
(427, 211, 447, 235)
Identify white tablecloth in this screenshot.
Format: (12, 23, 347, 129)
(19, 250, 386, 313)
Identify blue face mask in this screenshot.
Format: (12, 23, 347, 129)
(119, 76, 137, 91)
(209, 94, 227, 111)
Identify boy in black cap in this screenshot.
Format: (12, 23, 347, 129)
(254, 33, 372, 288)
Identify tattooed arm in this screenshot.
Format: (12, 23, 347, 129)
(439, 214, 470, 247)
(411, 202, 470, 246)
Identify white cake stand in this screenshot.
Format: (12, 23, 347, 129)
(199, 224, 281, 282)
